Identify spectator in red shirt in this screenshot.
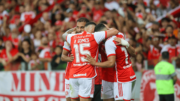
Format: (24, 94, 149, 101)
(0, 40, 18, 66)
(76, 3, 91, 20)
(38, 36, 52, 62)
(161, 36, 177, 62)
(8, 28, 20, 48)
(20, 5, 36, 24)
(148, 37, 162, 60)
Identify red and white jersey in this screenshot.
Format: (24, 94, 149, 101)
(0, 10, 9, 24)
(20, 11, 35, 23)
(176, 44, 180, 56)
(100, 43, 116, 82)
(161, 44, 177, 60)
(0, 48, 18, 62)
(39, 48, 52, 58)
(147, 45, 161, 60)
(105, 34, 136, 82)
(66, 31, 107, 78)
(63, 41, 71, 80)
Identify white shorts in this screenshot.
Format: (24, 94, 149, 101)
(101, 80, 114, 99)
(114, 81, 136, 100)
(65, 79, 70, 98)
(69, 78, 95, 99)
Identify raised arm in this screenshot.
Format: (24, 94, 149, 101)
(62, 28, 76, 41)
(106, 28, 119, 38)
(114, 37, 135, 56)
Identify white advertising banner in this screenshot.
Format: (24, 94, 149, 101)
(0, 71, 66, 101)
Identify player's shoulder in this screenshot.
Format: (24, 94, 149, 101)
(92, 31, 105, 35)
(105, 36, 115, 44)
(67, 34, 78, 38)
(116, 32, 125, 39)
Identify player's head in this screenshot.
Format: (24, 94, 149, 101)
(162, 51, 169, 60)
(84, 22, 96, 33)
(94, 23, 108, 32)
(76, 17, 89, 33)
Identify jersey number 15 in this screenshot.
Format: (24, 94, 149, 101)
(74, 43, 91, 63)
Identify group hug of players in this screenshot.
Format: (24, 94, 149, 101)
(61, 17, 136, 101)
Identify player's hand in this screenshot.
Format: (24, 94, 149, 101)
(114, 37, 129, 48)
(69, 54, 74, 62)
(85, 54, 96, 65)
(114, 37, 122, 45)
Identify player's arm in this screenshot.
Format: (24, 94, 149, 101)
(106, 28, 119, 38)
(85, 55, 116, 68)
(62, 28, 76, 41)
(61, 50, 74, 62)
(61, 42, 74, 62)
(86, 38, 116, 68)
(169, 65, 177, 85)
(114, 37, 136, 56)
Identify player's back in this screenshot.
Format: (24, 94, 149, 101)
(67, 31, 107, 78)
(105, 35, 136, 82)
(99, 43, 115, 82)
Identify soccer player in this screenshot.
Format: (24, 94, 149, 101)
(61, 17, 89, 101)
(85, 24, 136, 101)
(62, 22, 119, 101)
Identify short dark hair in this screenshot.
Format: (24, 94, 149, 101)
(94, 23, 106, 32)
(168, 35, 176, 40)
(162, 51, 169, 59)
(100, 21, 107, 24)
(55, 45, 63, 50)
(85, 22, 96, 27)
(77, 17, 89, 23)
(166, 25, 173, 30)
(161, 17, 171, 23)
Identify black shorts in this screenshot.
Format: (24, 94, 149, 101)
(92, 84, 103, 101)
(159, 94, 174, 101)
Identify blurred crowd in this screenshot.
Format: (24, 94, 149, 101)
(0, 0, 180, 71)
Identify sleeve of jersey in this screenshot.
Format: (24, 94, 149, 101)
(93, 31, 107, 44)
(161, 45, 168, 53)
(39, 50, 45, 58)
(63, 41, 71, 52)
(66, 34, 75, 45)
(105, 39, 116, 57)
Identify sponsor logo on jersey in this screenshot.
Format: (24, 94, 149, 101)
(123, 64, 132, 69)
(73, 73, 87, 77)
(73, 63, 89, 66)
(130, 75, 136, 79)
